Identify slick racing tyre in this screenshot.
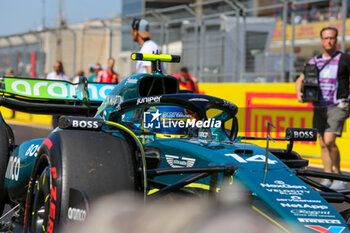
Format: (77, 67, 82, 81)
(0, 114, 14, 216)
(23, 130, 138, 233)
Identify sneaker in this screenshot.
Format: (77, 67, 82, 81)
(320, 179, 332, 187)
(329, 180, 346, 190)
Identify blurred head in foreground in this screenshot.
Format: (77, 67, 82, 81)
(62, 182, 286, 233)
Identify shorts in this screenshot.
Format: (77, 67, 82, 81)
(313, 102, 349, 137)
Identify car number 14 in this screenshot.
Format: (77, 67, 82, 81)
(225, 154, 277, 164)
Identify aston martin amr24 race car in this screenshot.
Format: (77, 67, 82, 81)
(1, 53, 350, 233)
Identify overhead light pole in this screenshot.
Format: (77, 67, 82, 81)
(57, 0, 65, 61)
(42, 0, 46, 29)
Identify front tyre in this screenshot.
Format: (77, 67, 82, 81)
(24, 130, 138, 233)
(23, 151, 57, 233)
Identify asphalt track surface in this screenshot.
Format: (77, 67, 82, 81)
(10, 123, 51, 144)
(2, 123, 350, 230)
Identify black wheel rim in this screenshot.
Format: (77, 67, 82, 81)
(31, 167, 50, 233)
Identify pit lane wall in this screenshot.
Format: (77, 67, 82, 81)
(0, 107, 52, 127)
(199, 83, 350, 170)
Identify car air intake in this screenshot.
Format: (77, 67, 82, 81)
(138, 76, 178, 97)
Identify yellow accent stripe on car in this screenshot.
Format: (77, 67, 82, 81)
(185, 183, 220, 192)
(45, 194, 50, 203)
(148, 188, 160, 195)
(252, 206, 290, 233)
(147, 183, 220, 195)
(42, 225, 45, 232)
(43, 173, 46, 185)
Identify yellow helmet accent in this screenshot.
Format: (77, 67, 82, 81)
(156, 133, 188, 139)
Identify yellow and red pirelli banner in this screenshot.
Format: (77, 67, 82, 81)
(199, 83, 350, 170)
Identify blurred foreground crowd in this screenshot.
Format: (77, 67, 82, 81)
(276, 0, 348, 25)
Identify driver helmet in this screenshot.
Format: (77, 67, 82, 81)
(143, 106, 189, 138)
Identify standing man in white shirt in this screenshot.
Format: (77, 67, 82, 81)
(46, 61, 70, 82)
(131, 18, 164, 74)
(46, 61, 70, 128)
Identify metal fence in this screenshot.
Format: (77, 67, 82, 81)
(122, 0, 348, 82)
(0, 0, 348, 83)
